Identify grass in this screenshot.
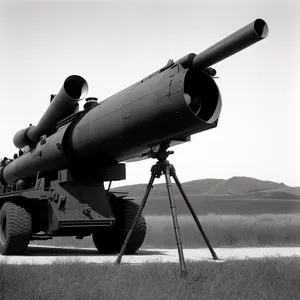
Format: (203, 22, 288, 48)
(1, 258, 300, 300)
(135, 196, 300, 215)
(32, 214, 300, 249)
(144, 214, 300, 248)
(5, 213, 300, 299)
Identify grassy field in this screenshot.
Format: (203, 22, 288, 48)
(1, 258, 300, 300)
(32, 214, 300, 249)
(134, 196, 300, 215)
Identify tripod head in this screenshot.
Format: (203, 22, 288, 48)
(147, 143, 174, 162)
(145, 143, 176, 179)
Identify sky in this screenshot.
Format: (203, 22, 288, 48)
(0, 0, 299, 187)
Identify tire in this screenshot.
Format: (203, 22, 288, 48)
(93, 200, 146, 254)
(0, 201, 32, 255)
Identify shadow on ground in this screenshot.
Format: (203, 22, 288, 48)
(24, 245, 166, 257)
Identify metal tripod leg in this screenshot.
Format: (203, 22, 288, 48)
(115, 172, 156, 265)
(164, 165, 188, 278)
(171, 168, 219, 260)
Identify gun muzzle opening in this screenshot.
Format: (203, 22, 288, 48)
(253, 19, 269, 38)
(64, 75, 88, 100)
(184, 70, 222, 124)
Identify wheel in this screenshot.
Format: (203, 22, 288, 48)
(93, 200, 146, 254)
(0, 201, 32, 255)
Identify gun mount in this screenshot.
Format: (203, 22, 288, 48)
(0, 19, 268, 272)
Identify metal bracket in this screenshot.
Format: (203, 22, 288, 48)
(57, 196, 66, 210)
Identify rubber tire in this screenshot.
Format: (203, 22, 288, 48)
(93, 200, 146, 254)
(0, 202, 32, 255)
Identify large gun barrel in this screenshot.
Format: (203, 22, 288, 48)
(13, 75, 88, 149)
(193, 19, 268, 70)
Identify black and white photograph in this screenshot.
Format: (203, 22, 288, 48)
(0, 0, 299, 299)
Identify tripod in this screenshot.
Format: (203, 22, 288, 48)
(115, 144, 218, 278)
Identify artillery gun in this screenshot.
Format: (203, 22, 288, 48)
(0, 19, 268, 276)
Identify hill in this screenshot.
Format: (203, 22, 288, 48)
(247, 186, 300, 199)
(203, 176, 287, 196)
(113, 178, 224, 199)
(112, 176, 299, 200)
(111, 177, 300, 215)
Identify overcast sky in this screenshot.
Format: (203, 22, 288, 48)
(0, 0, 299, 187)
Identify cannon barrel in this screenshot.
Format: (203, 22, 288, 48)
(193, 19, 269, 70)
(13, 75, 88, 149)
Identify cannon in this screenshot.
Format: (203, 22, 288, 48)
(0, 19, 268, 262)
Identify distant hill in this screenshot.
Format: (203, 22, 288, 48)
(112, 176, 300, 200)
(247, 186, 300, 199)
(112, 178, 225, 199)
(203, 176, 288, 196)
(111, 177, 300, 215)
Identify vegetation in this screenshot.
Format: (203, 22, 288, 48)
(1, 258, 300, 300)
(132, 196, 300, 215)
(32, 214, 300, 249)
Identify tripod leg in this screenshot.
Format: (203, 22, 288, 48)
(115, 173, 156, 264)
(164, 166, 188, 278)
(171, 170, 218, 260)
